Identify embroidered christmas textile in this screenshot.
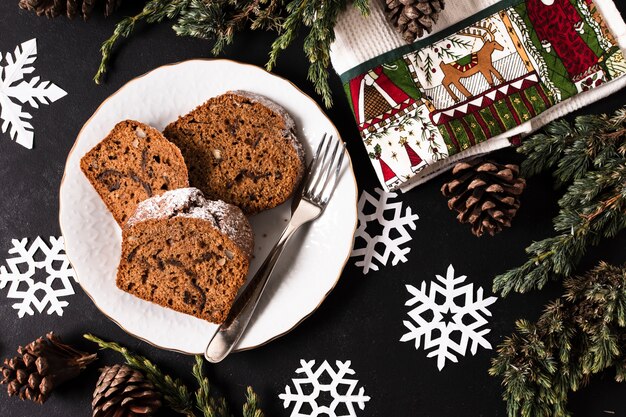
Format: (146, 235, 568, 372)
(339, 0, 626, 191)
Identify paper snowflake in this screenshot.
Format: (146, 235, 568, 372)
(351, 188, 419, 274)
(0, 236, 77, 317)
(0, 38, 67, 149)
(400, 265, 497, 370)
(279, 360, 370, 417)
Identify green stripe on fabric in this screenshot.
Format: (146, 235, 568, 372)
(510, 92, 531, 123)
(338, 0, 522, 83)
(448, 119, 471, 151)
(465, 114, 488, 144)
(524, 86, 547, 114)
(512, 2, 577, 100)
(478, 107, 502, 137)
(494, 101, 517, 130)
(342, 82, 355, 119)
(438, 125, 457, 155)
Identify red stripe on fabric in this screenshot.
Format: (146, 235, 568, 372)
(519, 92, 536, 117)
(459, 118, 476, 145)
(444, 123, 461, 152)
(489, 105, 506, 132)
(535, 85, 552, 107)
(372, 67, 411, 105)
(349, 74, 365, 126)
(474, 112, 492, 139)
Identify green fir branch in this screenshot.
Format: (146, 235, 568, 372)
(490, 262, 626, 417)
(493, 108, 626, 296)
(267, 0, 358, 107)
(192, 356, 231, 417)
(94, 0, 191, 84)
(243, 387, 264, 417)
(95, 0, 370, 107)
(84, 333, 196, 416)
(84, 335, 264, 417)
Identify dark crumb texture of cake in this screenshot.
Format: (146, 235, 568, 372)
(117, 188, 253, 324)
(80, 120, 189, 226)
(163, 91, 305, 215)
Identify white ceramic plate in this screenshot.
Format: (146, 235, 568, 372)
(59, 60, 357, 354)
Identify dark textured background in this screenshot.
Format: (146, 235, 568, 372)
(0, 2, 625, 416)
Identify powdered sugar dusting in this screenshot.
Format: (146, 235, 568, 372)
(203, 199, 254, 257)
(127, 188, 253, 258)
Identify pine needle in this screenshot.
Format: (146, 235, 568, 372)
(95, 0, 370, 107)
(94, 0, 192, 84)
(493, 108, 626, 296)
(490, 262, 626, 417)
(84, 334, 264, 417)
(84, 333, 196, 416)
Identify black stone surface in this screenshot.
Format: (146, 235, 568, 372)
(0, 2, 625, 417)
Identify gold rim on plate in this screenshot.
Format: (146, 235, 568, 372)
(58, 58, 359, 355)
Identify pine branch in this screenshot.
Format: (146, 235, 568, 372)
(84, 334, 196, 416)
(493, 107, 626, 296)
(243, 387, 264, 417)
(490, 262, 626, 417)
(94, 0, 192, 84)
(192, 355, 231, 417)
(266, 0, 350, 107)
(84, 335, 264, 417)
(93, 0, 369, 107)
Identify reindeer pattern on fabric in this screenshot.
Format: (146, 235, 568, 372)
(439, 23, 506, 102)
(342, 0, 626, 192)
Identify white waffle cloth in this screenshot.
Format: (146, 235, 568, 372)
(330, 0, 626, 192)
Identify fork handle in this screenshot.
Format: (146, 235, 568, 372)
(205, 220, 302, 363)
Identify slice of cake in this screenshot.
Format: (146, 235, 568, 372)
(80, 120, 189, 226)
(163, 91, 306, 215)
(117, 187, 254, 324)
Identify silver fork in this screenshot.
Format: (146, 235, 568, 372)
(205, 133, 346, 363)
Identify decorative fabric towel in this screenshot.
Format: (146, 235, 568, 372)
(330, 0, 626, 191)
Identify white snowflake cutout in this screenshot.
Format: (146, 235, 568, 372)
(351, 188, 419, 274)
(279, 360, 370, 417)
(0, 38, 67, 149)
(0, 236, 77, 317)
(400, 265, 497, 370)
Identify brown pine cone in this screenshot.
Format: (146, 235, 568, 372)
(18, 0, 123, 19)
(384, 0, 446, 43)
(441, 159, 526, 237)
(93, 364, 161, 417)
(0, 332, 97, 404)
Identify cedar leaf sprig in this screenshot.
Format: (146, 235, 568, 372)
(192, 355, 231, 417)
(492, 108, 626, 296)
(489, 262, 626, 417)
(84, 334, 264, 417)
(94, 0, 192, 85)
(95, 0, 370, 107)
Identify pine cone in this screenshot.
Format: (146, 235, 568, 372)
(1, 332, 97, 404)
(18, 0, 122, 19)
(441, 159, 526, 237)
(384, 0, 446, 43)
(93, 364, 161, 417)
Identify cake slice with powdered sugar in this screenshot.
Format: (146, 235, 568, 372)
(117, 187, 254, 324)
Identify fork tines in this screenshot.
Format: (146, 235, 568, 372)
(303, 134, 346, 206)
